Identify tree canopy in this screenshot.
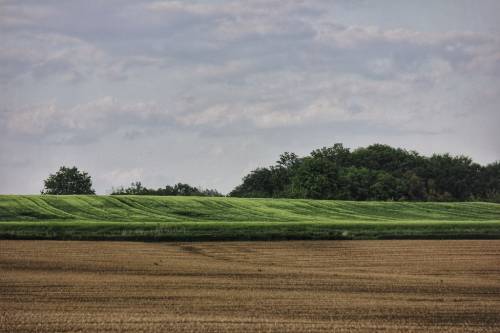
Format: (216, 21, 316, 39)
(42, 166, 95, 195)
(230, 143, 500, 202)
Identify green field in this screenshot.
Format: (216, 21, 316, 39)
(0, 195, 499, 241)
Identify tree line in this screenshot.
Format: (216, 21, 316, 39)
(110, 181, 222, 196)
(41, 167, 222, 197)
(41, 143, 500, 202)
(229, 143, 500, 202)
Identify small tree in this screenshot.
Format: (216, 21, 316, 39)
(42, 166, 95, 195)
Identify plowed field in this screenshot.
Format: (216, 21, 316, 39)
(1, 240, 500, 332)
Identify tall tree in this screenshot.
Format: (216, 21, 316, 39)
(42, 166, 95, 195)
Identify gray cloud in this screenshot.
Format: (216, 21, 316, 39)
(2, 97, 171, 144)
(1, 0, 499, 194)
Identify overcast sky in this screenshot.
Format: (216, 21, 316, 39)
(1, 0, 500, 194)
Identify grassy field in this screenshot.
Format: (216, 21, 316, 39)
(0, 195, 499, 241)
(1, 240, 499, 332)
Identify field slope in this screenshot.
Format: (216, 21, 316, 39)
(0, 195, 499, 241)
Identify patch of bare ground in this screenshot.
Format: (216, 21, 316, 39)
(1, 240, 499, 332)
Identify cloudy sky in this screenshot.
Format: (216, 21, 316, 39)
(1, 0, 499, 194)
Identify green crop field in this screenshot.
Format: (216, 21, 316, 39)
(0, 195, 499, 241)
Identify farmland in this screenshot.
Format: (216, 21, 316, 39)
(1, 240, 500, 332)
(0, 195, 499, 241)
(2, 196, 500, 332)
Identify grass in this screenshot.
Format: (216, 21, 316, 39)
(0, 195, 499, 241)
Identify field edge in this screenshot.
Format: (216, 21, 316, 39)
(1, 220, 500, 241)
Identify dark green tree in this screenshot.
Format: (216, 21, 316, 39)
(478, 161, 500, 202)
(291, 156, 340, 199)
(42, 166, 95, 195)
(424, 154, 480, 201)
(111, 182, 222, 196)
(230, 142, 498, 201)
(310, 143, 351, 166)
(229, 168, 274, 197)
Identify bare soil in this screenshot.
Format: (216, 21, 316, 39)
(1, 240, 499, 332)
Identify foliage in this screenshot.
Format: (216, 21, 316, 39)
(42, 166, 95, 195)
(111, 181, 223, 197)
(230, 143, 500, 201)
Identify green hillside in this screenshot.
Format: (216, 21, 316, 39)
(1, 195, 499, 241)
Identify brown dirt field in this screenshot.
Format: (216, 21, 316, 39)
(1, 240, 500, 332)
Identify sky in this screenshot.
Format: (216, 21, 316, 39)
(1, 0, 500, 194)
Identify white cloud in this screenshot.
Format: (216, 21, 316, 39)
(0, 2, 56, 28)
(0, 32, 107, 83)
(146, 1, 219, 16)
(3, 97, 167, 142)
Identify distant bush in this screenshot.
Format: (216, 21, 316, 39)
(111, 181, 223, 197)
(230, 143, 500, 202)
